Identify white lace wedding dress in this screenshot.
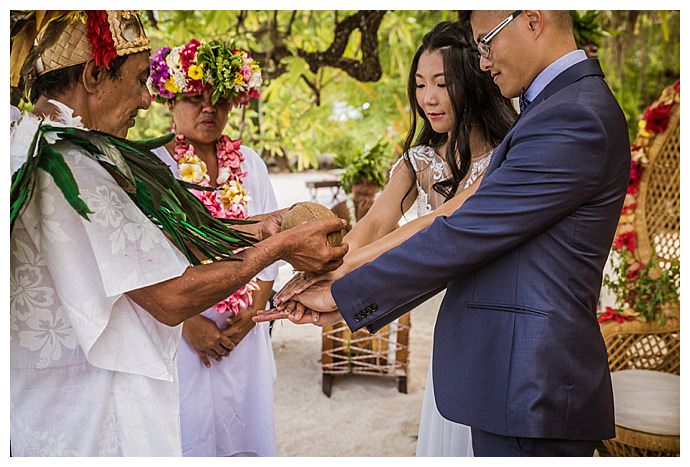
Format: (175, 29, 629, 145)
(392, 145, 492, 457)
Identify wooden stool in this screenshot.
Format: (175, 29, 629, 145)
(321, 314, 410, 396)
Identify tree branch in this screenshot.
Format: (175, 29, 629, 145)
(296, 10, 386, 82)
(300, 74, 321, 106)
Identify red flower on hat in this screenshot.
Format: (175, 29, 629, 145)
(86, 11, 117, 69)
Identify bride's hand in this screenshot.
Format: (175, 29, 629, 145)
(274, 268, 343, 305)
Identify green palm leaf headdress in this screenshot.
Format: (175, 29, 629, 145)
(10, 123, 256, 265)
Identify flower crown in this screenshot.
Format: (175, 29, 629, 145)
(147, 39, 262, 106)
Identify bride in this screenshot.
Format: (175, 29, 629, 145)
(273, 20, 516, 456)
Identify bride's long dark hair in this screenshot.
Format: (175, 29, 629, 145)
(401, 20, 516, 210)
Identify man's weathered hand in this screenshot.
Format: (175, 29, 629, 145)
(278, 218, 348, 273)
(256, 208, 288, 241)
(242, 208, 288, 241)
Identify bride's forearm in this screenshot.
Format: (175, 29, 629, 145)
(344, 213, 438, 271)
(344, 179, 481, 273)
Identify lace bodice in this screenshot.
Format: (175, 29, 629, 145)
(391, 145, 493, 216)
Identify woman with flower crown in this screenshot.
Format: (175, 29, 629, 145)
(148, 39, 278, 456)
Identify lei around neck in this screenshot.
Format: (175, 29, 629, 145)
(172, 133, 258, 315)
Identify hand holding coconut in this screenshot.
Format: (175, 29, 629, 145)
(274, 202, 348, 273)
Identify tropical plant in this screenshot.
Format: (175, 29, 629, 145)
(603, 248, 680, 326)
(335, 138, 393, 193)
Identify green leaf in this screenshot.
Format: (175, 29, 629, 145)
(37, 144, 92, 220)
(130, 132, 176, 150)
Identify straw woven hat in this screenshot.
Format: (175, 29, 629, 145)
(10, 10, 150, 88)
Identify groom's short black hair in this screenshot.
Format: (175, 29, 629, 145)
(464, 10, 574, 32)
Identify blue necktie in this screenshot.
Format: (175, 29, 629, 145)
(519, 87, 531, 113)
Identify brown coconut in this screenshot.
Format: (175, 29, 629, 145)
(280, 201, 344, 246)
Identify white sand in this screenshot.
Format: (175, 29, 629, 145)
(268, 171, 440, 456)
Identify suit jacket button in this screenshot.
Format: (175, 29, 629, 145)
(371, 304, 378, 311)
(365, 306, 372, 313)
(354, 315, 362, 323)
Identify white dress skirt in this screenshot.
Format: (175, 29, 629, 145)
(391, 146, 486, 457)
(416, 361, 474, 456)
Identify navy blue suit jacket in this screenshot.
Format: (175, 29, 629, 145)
(332, 59, 630, 440)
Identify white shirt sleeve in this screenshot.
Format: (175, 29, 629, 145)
(17, 144, 190, 381)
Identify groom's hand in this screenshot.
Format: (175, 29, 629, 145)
(253, 281, 342, 326)
(287, 280, 338, 313)
(253, 303, 343, 327)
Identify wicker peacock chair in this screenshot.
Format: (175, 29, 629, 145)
(600, 82, 680, 457)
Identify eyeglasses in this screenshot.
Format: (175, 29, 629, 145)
(477, 10, 522, 59)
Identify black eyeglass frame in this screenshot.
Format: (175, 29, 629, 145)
(477, 10, 523, 59)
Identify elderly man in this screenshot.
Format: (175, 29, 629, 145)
(261, 10, 630, 456)
(10, 11, 346, 456)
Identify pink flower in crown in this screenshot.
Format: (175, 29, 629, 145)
(241, 64, 252, 81)
(180, 39, 201, 69)
(187, 79, 204, 95)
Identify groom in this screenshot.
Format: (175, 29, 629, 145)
(258, 11, 630, 456)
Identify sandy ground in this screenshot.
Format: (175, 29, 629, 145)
(268, 171, 441, 456)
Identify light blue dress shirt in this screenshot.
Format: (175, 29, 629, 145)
(524, 49, 588, 103)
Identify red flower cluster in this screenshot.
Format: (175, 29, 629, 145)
(627, 159, 641, 196)
(626, 261, 644, 279)
(86, 11, 117, 69)
(613, 231, 635, 252)
(643, 103, 673, 134)
(598, 307, 636, 324)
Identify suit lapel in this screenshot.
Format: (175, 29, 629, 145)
(485, 59, 606, 176)
(521, 58, 604, 118)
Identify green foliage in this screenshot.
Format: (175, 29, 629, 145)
(572, 10, 609, 48)
(128, 10, 679, 169)
(196, 40, 255, 105)
(336, 138, 392, 193)
(132, 10, 449, 170)
(603, 248, 680, 326)
(596, 11, 680, 139)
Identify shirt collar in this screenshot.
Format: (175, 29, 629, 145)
(523, 49, 588, 103)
